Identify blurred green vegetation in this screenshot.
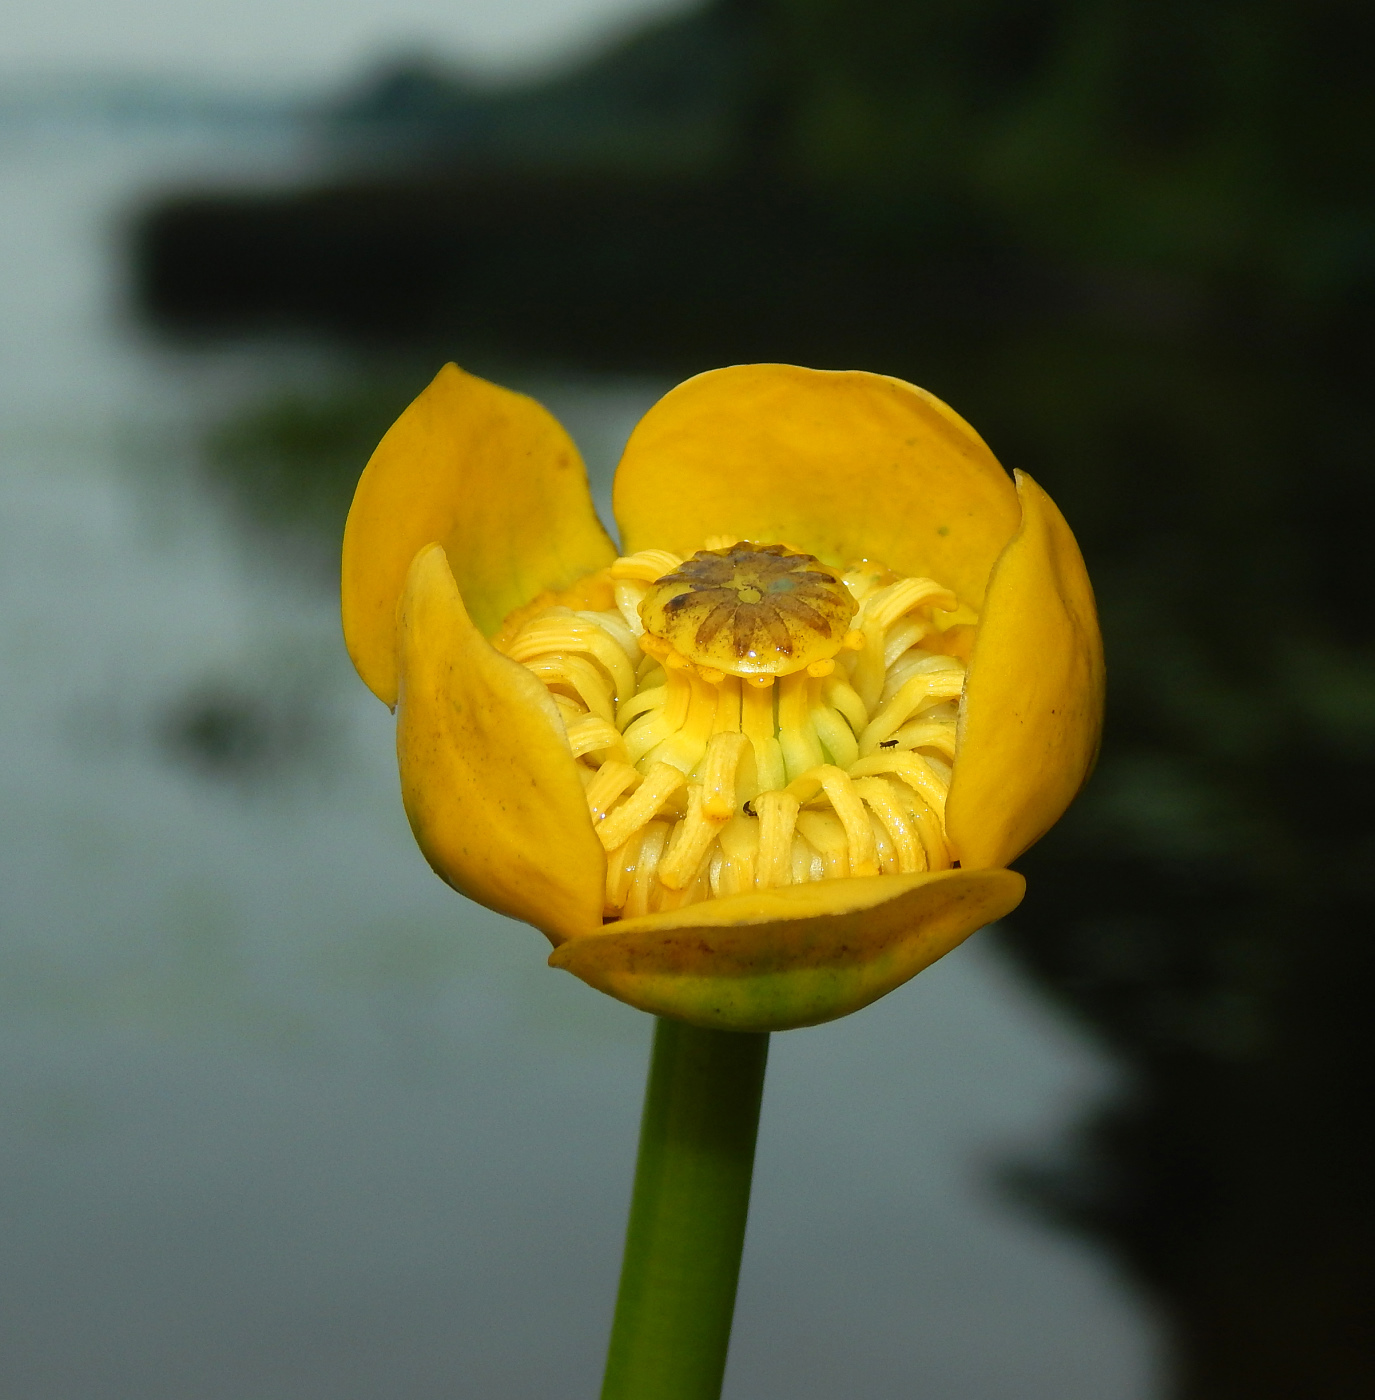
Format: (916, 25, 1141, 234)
(776, 5, 1375, 1393)
(205, 377, 421, 532)
(767, 4, 1375, 1394)
(184, 2, 1375, 1394)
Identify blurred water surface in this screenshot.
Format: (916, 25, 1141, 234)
(0, 99, 1158, 1398)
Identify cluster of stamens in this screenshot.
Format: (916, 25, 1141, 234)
(499, 539, 975, 920)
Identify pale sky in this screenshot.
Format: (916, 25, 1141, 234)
(2, 0, 692, 90)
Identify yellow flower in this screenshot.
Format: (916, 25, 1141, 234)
(342, 363, 1104, 1032)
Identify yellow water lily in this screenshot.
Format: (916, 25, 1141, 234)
(342, 363, 1103, 1032)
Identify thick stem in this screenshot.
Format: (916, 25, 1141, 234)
(601, 1017, 770, 1400)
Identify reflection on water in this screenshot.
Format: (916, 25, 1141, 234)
(0, 101, 1156, 1397)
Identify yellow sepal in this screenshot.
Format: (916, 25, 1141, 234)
(613, 364, 1021, 610)
(343, 364, 616, 706)
(396, 544, 606, 945)
(946, 471, 1105, 869)
(549, 867, 1025, 1031)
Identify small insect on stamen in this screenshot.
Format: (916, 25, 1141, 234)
(742, 800, 758, 817)
(879, 738, 899, 749)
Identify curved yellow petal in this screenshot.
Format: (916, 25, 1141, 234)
(549, 867, 1025, 1031)
(397, 544, 606, 946)
(343, 364, 616, 706)
(613, 365, 1021, 609)
(945, 471, 1105, 870)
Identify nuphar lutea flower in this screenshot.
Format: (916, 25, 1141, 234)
(343, 364, 1104, 1031)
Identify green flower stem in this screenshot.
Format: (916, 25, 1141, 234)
(601, 1017, 771, 1400)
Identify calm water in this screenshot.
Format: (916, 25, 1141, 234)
(0, 98, 1159, 1398)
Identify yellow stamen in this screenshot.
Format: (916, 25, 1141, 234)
(777, 672, 825, 783)
(859, 667, 965, 753)
(851, 577, 958, 712)
(614, 580, 651, 635)
(578, 609, 641, 664)
(866, 577, 959, 633)
(710, 675, 742, 734)
(624, 669, 692, 765)
(791, 833, 822, 884)
(822, 674, 868, 735)
(784, 765, 878, 878)
(795, 810, 849, 878)
(658, 785, 730, 889)
(882, 616, 927, 669)
(755, 790, 801, 889)
(852, 776, 926, 873)
(585, 760, 641, 823)
(566, 714, 630, 764)
(505, 613, 636, 704)
(656, 847, 716, 911)
(596, 762, 686, 850)
(868, 809, 899, 874)
(618, 683, 667, 731)
(646, 671, 718, 775)
(624, 820, 672, 918)
(611, 550, 683, 583)
(523, 654, 615, 723)
(605, 827, 647, 912)
(740, 679, 786, 793)
(893, 782, 950, 869)
(880, 650, 963, 706)
(714, 810, 760, 895)
(890, 719, 958, 762)
(850, 751, 950, 817)
(808, 684, 860, 770)
(861, 769, 949, 869)
(552, 693, 584, 729)
(699, 731, 751, 820)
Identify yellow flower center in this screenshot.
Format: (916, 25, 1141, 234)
(500, 540, 977, 921)
(638, 543, 858, 680)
